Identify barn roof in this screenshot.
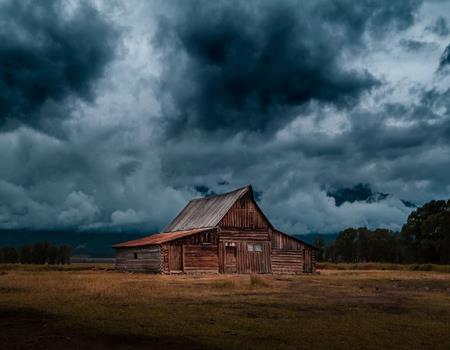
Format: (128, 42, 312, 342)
(164, 185, 251, 232)
(112, 227, 215, 248)
(113, 184, 317, 250)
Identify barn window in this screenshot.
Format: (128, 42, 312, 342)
(133, 253, 138, 259)
(248, 243, 262, 252)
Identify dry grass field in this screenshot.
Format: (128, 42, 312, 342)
(1, 265, 449, 350)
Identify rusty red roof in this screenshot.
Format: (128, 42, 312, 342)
(112, 227, 216, 248)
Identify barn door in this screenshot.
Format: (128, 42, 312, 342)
(169, 245, 183, 272)
(225, 244, 237, 273)
(303, 249, 312, 273)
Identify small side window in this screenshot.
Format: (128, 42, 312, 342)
(247, 243, 254, 252)
(133, 253, 138, 259)
(254, 244, 262, 252)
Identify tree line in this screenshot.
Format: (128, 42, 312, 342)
(315, 199, 450, 264)
(0, 242, 72, 264)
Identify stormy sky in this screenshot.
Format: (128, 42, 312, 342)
(1, 0, 450, 234)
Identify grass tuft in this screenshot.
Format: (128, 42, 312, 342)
(211, 279, 236, 289)
(249, 274, 270, 288)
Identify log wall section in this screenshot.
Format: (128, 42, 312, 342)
(271, 250, 303, 274)
(115, 246, 161, 272)
(271, 230, 316, 273)
(183, 245, 219, 273)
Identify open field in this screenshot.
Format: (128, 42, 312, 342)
(1, 265, 449, 350)
(317, 262, 450, 273)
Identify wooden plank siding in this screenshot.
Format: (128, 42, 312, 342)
(236, 241, 271, 273)
(271, 230, 305, 250)
(219, 192, 270, 229)
(183, 245, 219, 273)
(115, 246, 161, 272)
(271, 230, 316, 273)
(271, 250, 303, 274)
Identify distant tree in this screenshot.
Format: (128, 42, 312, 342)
(325, 243, 336, 262)
(314, 238, 325, 262)
(19, 245, 33, 264)
(47, 245, 58, 265)
(331, 227, 399, 263)
(57, 245, 72, 265)
(400, 199, 450, 263)
(32, 242, 50, 264)
(334, 228, 358, 262)
(0, 246, 19, 263)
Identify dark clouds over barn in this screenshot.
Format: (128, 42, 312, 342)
(0, 0, 450, 234)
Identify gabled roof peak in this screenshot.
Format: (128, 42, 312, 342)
(190, 185, 252, 202)
(163, 185, 253, 232)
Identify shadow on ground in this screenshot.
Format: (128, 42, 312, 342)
(0, 307, 213, 350)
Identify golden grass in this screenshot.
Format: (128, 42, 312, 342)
(318, 262, 450, 273)
(1, 266, 450, 350)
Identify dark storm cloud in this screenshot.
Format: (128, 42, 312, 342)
(1, 0, 448, 234)
(0, 0, 118, 125)
(439, 43, 450, 69)
(327, 184, 388, 206)
(154, 0, 421, 135)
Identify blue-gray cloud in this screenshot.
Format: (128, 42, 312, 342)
(155, 0, 421, 135)
(0, 0, 118, 125)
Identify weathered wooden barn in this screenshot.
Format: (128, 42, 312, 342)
(113, 185, 316, 274)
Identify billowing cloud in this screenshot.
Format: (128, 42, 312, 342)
(154, 0, 424, 135)
(0, 0, 118, 125)
(0, 0, 449, 235)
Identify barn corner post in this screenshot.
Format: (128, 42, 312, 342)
(113, 185, 317, 274)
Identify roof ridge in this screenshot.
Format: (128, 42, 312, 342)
(163, 185, 252, 232)
(189, 184, 251, 201)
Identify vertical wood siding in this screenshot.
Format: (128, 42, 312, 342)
(219, 192, 270, 229)
(271, 230, 305, 250)
(169, 245, 183, 272)
(236, 241, 271, 273)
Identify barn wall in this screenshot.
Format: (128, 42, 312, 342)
(183, 244, 219, 273)
(115, 246, 161, 272)
(270, 230, 317, 273)
(160, 229, 219, 274)
(271, 230, 305, 250)
(218, 237, 271, 273)
(219, 193, 270, 229)
(219, 229, 270, 242)
(271, 250, 303, 274)
(161, 244, 169, 274)
(236, 241, 271, 273)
